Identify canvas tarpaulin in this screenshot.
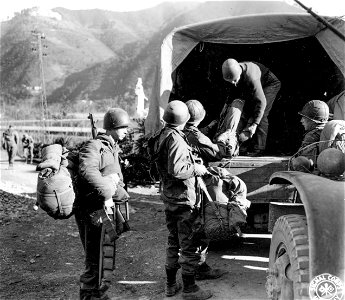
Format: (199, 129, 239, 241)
(145, 13, 345, 134)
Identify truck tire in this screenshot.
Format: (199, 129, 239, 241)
(266, 214, 309, 300)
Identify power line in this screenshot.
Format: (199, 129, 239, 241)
(31, 29, 48, 142)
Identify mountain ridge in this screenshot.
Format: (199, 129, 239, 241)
(0, 1, 302, 117)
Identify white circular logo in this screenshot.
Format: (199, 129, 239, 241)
(309, 273, 344, 300)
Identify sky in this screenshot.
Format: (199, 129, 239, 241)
(1, 0, 344, 21)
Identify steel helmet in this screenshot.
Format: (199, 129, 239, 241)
(163, 100, 190, 126)
(222, 58, 242, 81)
(298, 100, 329, 123)
(317, 148, 345, 176)
(186, 100, 206, 124)
(103, 108, 130, 130)
(291, 156, 313, 172)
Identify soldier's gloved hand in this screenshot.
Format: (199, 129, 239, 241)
(104, 198, 114, 214)
(109, 173, 121, 187)
(239, 123, 257, 142)
(200, 120, 218, 135)
(194, 163, 208, 176)
(206, 120, 218, 129)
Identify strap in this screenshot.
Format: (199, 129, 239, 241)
(210, 202, 224, 226)
(53, 190, 63, 215)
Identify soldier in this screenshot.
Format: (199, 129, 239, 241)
(22, 133, 34, 164)
(151, 100, 212, 300)
(184, 99, 245, 280)
(2, 125, 19, 169)
(74, 108, 129, 300)
(218, 58, 281, 156)
(184, 99, 239, 163)
(296, 100, 329, 164)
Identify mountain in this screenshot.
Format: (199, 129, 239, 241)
(0, 1, 302, 114)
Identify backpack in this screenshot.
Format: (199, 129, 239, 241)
(36, 144, 77, 220)
(36, 141, 129, 220)
(198, 167, 251, 241)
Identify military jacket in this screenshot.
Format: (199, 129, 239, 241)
(156, 126, 198, 207)
(298, 124, 325, 163)
(183, 124, 228, 163)
(77, 133, 122, 210)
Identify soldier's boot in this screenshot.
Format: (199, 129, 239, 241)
(195, 263, 228, 280)
(182, 274, 212, 300)
(165, 267, 181, 297)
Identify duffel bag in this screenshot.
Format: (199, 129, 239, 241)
(36, 165, 75, 219)
(204, 201, 247, 241)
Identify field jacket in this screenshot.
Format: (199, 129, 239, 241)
(229, 61, 279, 125)
(184, 124, 228, 164)
(155, 126, 198, 207)
(76, 133, 123, 211)
(298, 123, 325, 163)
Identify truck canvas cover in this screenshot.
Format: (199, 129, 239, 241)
(145, 8, 345, 154)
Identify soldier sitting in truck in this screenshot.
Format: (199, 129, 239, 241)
(291, 100, 330, 172)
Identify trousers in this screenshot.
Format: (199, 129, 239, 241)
(75, 210, 102, 290)
(164, 203, 201, 275)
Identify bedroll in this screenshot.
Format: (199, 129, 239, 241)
(36, 144, 76, 219)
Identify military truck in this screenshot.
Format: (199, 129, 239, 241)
(145, 8, 345, 300)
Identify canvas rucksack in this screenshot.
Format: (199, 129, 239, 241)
(36, 144, 78, 220)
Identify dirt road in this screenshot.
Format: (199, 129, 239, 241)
(0, 150, 270, 300)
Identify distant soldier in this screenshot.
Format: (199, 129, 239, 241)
(22, 133, 34, 164)
(2, 125, 19, 169)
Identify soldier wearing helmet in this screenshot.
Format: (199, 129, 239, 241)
(219, 58, 281, 156)
(22, 133, 34, 164)
(184, 99, 238, 162)
(75, 107, 130, 300)
(151, 100, 213, 299)
(295, 100, 329, 164)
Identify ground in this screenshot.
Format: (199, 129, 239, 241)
(0, 150, 270, 300)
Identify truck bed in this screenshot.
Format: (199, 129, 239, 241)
(209, 156, 294, 204)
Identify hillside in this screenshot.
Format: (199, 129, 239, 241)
(0, 1, 302, 116)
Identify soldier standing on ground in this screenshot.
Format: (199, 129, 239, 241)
(2, 125, 19, 169)
(22, 133, 34, 164)
(151, 100, 213, 300)
(74, 108, 130, 300)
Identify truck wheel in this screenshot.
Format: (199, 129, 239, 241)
(266, 214, 309, 300)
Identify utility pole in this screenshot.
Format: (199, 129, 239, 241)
(31, 29, 48, 142)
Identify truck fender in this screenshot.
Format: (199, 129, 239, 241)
(269, 171, 344, 281)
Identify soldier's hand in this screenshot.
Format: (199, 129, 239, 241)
(207, 120, 218, 129)
(109, 173, 121, 186)
(104, 198, 114, 214)
(238, 131, 251, 143)
(239, 123, 257, 142)
(194, 163, 208, 176)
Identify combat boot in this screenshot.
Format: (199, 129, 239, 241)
(165, 267, 181, 297)
(182, 274, 212, 300)
(195, 263, 228, 280)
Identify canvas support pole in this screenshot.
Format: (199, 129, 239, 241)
(294, 0, 345, 42)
